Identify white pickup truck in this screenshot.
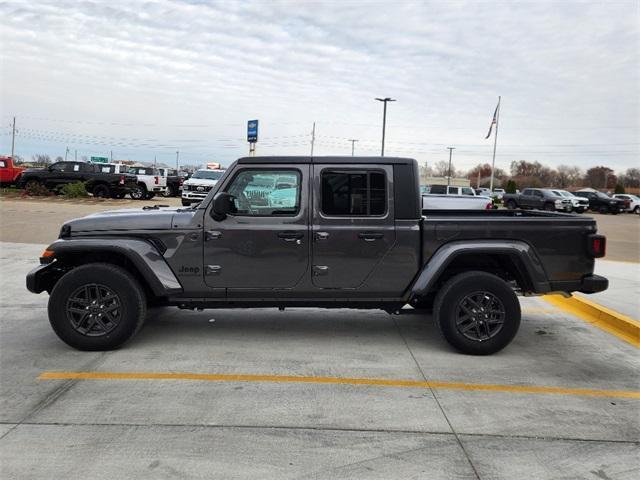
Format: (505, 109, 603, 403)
(421, 184, 493, 210)
(127, 166, 167, 200)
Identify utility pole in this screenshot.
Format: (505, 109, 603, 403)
(176, 150, 180, 170)
(110, 150, 113, 161)
(310, 122, 316, 157)
(375, 97, 396, 156)
(74, 149, 77, 161)
(154, 155, 157, 168)
(10, 117, 16, 158)
(447, 147, 455, 186)
(477, 170, 481, 189)
(65, 147, 69, 161)
(348, 139, 358, 156)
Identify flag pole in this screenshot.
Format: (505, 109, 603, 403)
(489, 96, 501, 192)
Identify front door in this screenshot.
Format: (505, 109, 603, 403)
(311, 164, 395, 288)
(203, 165, 309, 289)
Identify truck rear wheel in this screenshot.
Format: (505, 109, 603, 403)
(434, 271, 521, 355)
(506, 200, 516, 210)
(48, 263, 146, 351)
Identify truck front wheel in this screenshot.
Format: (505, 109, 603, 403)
(48, 263, 146, 351)
(506, 200, 516, 210)
(433, 271, 521, 355)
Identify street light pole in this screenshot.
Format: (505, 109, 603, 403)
(176, 150, 180, 171)
(447, 147, 455, 186)
(348, 139, 358, 156)
(375, 97, 396, 156)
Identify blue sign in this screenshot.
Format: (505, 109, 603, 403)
(247, 120, 258, 143)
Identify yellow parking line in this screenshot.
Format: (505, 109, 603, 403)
(38, 371, 640, 399)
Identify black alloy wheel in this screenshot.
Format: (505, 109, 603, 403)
(544, 202, 555, 211)
(434, 271, 521, 355)
(454, 291, 505, 342)
(66, 284, 122, 336)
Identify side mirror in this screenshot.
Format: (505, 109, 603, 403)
(212, 192, 236, 221)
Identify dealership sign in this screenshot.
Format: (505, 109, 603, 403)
(247, 120, 258, 143)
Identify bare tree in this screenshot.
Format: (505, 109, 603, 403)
(433, 160, 456, 178)
(32, 154, 51, 166)
(619, 168, 640, 188)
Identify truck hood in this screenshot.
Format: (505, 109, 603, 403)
(64, 207, 196, 234)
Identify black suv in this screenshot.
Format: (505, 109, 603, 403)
(17, 161, 138, 198)
(572, 190, 626, 214)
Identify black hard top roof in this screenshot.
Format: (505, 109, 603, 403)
(236, 156, 416, 165)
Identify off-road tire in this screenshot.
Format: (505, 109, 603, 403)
(506, 200, 517, 210)
(434, 271, 521, 355)
(48, 263, 146, 351)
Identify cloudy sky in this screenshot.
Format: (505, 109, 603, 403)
(1, 0, 638, 172)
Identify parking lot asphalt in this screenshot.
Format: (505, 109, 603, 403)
(1, 241, 639, 479)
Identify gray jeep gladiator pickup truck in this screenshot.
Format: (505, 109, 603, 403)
(26, 156, 608, 355)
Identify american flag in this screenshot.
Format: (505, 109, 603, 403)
(485, 100, 500, 139)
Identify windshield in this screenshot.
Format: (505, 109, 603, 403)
(193, 170, 223, 180)
(557, 190, 574, 198)
(595, 192, 611, 199)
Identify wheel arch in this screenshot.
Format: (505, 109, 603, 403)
(409, 240, 550, 305)
(30, 238, 182, 299)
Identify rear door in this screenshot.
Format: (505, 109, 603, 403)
(311, 164, 395, 288)
(520, 189, 535, 208)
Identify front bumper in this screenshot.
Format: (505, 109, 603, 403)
(26, 263, 60, 294)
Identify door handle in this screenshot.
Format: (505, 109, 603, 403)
(315, 232, 329, 241)
(358, 232, 384, 241)
(277, 231, 303, 242)
(206, 230, 222, 240)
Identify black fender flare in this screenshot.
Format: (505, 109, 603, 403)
(409, 240, 550, 303)
(39, 238, 182, 296)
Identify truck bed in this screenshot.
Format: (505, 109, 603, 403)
(420, 209, 597, 285)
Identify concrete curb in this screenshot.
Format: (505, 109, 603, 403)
(543, 294, 640, 347)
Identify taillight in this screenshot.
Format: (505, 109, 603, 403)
(179, 178, 184, 185)
(155, 176, 159, 184)
(588, 234, 606, 258)
(485, 202, 493, 209)
(119, 175, 125, 185)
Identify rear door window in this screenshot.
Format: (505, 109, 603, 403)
(321, 170, 386, 216)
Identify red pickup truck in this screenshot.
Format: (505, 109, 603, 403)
(0, 156, 25, 186)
